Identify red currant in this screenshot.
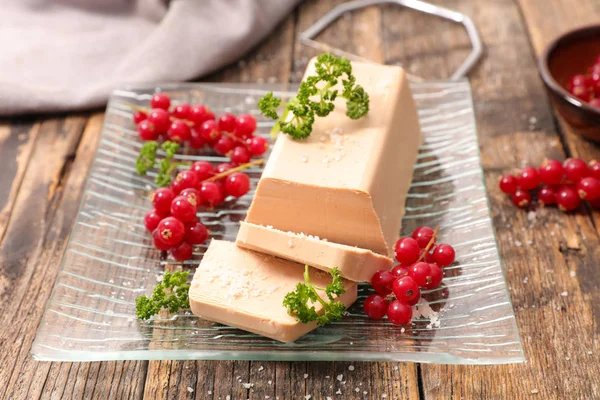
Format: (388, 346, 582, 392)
(538, 159, 564, 185)
(171, 178, 185, 195)
(151, 93, 171, 110)
(568, 74, 590, 90)
(577, 177, 600, 200)
(215, 162, 235, 175)
(144, 210, 162, 232)
(199, 181, 222, 207)
(214, 136, 235, 155)
(218, 113, 237, 133)
(157, 217, 185, 246)
(589, 160, 600, 179)
(230, 146, 251, 164)
(174, 170, 199, 191)
(387, 300, 412, 325)
(370, 270, 395, 295)
(408, 262, 432, 287)
(189, 128, 206, 149)
(394, 237, 420, 265)
(224, 172, 250, 197)
(564, 158, 590, 182)
(249, 136, 269, 156)
(189, 104, 211, 126)
(235, 114, 257, 138)
(185, 221, 209, 245)
(191, 161, 214, 181)
(571, 85, 592, 102)
(173, 103, 191, 119)
(180, 188, 200, 209)
(411, 226, 435, 248)
(511, 188, 531, 208)
(167, 120, 191, 142)
(391, 265, 409, 278)
(170, 242, 193, 261)
(363, 294, 388, 320)
(148, 108, 171, 134)
(556, 185, 581, 212)
(170, 195, 197, 222)
(133, 111, 147, 124)
(197, 120, 221, 143)
(538, 185, 556, 206)
(151, 187, 175, 216)
(424, 263, 443, 289)
(432, 244, 455, 267)
(152, 229, 172, 251)
(392, 276, 420, 303)
(517, 167, 539, 190)
(137, 120, 158, 141)
(499, 175, 518, 194)
(424, 250, 435, 263)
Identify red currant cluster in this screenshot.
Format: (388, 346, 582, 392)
(499, 158, 600, 211)
(567, 56, 600, 108)
(363, 226, 455, 325)
(134, 93, 269, 164)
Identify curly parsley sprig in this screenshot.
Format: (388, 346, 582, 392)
(135, 140, 187, 187)
(258, 53, 370, 140)
(135, 271, 190, 320)
(283, 266, 347, 326)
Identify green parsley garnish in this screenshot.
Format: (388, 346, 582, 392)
(135, 140, 184, 187)
(283, 265, 347, 326)
(135, 271, 190, 320)
(258, 53, 370, 140)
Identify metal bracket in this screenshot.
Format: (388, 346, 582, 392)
(299, 0, 483, 80)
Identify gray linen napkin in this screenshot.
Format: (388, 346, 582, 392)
(0, 0, 300, 116)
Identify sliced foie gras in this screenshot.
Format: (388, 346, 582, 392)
(236, 221, 393, 282)
(245, 58, 422, 257)
(189, 240, 358, 343)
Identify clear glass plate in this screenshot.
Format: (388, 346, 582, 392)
(31, 82, 523, 364)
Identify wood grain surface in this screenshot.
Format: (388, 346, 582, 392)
(0, 0, 599, 399)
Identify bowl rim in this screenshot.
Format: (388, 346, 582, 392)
(539, 24, 600, 117)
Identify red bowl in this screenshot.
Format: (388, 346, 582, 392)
(539, 25, 600, 142)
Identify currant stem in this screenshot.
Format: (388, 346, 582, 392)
(203, 158, 264, 182)
(417, 226, 440, 262)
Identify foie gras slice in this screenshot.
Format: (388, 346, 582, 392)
(236, 221, 393, 282)
(245, 58, 422, 256)
(189, 240, 358, 343)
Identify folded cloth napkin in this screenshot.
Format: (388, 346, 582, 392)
(0, 0, 300, 116)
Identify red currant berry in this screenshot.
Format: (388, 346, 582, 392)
(391, 265, 410, 278)
(511, 188, 531, 208)
(189, 128, 206, 149)
(171, 177, 185, 195)
(133, 111, 147, 124)
(173, 103, 191, 119)
(235, 114, 257, 138)
(556, 185, 581, 212)
(137, 120, 158, 140)
(432, 244, 455, 267)
(394, 237, 420, 265)
(215, 162, 234, 175)
(424, 263, 443, 289)
(564, 158, 590, 182)
(214, 136, 235, 155)
(392, 276, 420, 303)
(157, 217, 185, 246)
(577, 177, 600, 200)
(589, 160, 600, 179)
(189, 104, 211, 126)
(199, 181, 222, 207)
(517, 167, 539, 190)
(150, 93, 171, 110)
(411, 226, 435, 248)
(167, 120, 191, 142)
(363, 294, 388, 320)
(538, 185, 556, 206)
(152, 229, 172, 251)
(424, 250, 435, 263)
(538, 159, 564, 185)
(151, 187, 175, 216)
(589, 98, 600, 108)
(144, 210, 162, 232)
(224, 172, 250, 197)
(408, 262, 432, 287)
(249, 136, 269, 156)
(174, 170, 199, 191)
(571, 85, 592, 102)
(499, 175, 518, 194)
(568, 74, 590, 90)
(148, 108, 171, 134)
(370, 270, 395, 295)
(198, 120, 221, 143)
(387, 300, 412, 325)
(185, 222, 209, 245)
(170, 242, 193, 261)
(218, 113, 237, 133)
(230, 146, 251, 165)
(180, 188, 200, 209)
(191, 161, 214, 181)
(170, 195, 197, 222)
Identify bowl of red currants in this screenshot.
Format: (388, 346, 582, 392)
(539, 25, 600, 141)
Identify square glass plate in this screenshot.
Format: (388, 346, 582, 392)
(32, 81, 523, 364)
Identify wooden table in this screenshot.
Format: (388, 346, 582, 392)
(1, 0, 599, 398)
